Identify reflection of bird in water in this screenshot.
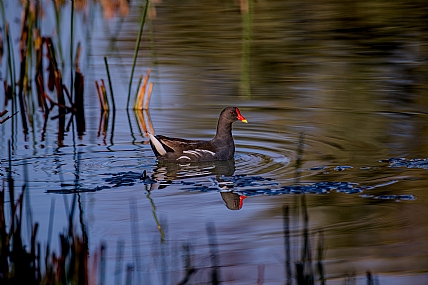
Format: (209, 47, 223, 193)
(153, 158, 236, 181)
(148, 107, 247, 162)
(150, 159, 247, 210)
(220, 192, 247, 210)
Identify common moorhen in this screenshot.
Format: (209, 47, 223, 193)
(220, 192, 247, 210)
(148, 107, 248, 162)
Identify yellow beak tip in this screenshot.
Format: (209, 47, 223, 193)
(241, 119, 248, 123)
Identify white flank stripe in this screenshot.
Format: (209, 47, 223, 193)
(183, 149, 216, 158)
(177, 156, 191, 161)
(183, 150, 201, 157)
(195, 149, 216, 156)
(148, 133, 167, 156)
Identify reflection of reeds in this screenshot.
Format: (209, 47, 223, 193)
(98, 110, 109, 144)
(283, 197, 325, 285)
(145, 186, 166, 243)
(2, 155, 379, 285)
(0, 185, 100, 284)
(178, 243, 197, 285)
(1, 141, 93, 283)
(206, 222, 220, 284)
(134, 109, 155, 142)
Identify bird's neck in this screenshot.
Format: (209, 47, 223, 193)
(212, 119, 233, 144)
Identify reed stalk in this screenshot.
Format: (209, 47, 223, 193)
(53, 1, 64, 68)
(133, 75, 143, 108)
(127, 0, 149, 109)
(134, 68, 151, 110)
(46, 39, 58, 73)
(104, 56, 116, 109)
(70, 0, 75, 101)
(17, 54, 29, 134)
(5, 23, 16, 97)
(135, 70, 149, 110)
(74, 42, 81, 70)
(34, 29, 45, 111)
(95, 80, 109, 111)
(74, 71, 86, 136)
(101, 79, 109, 111)
(1, 0, 15, 92)
(144, 82, 153, 110)
(0, 111, 18, 124)
(95, 81, 103, 109)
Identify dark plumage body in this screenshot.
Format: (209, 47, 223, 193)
(148, 107, 247, 162)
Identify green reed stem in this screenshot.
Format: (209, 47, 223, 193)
(47, 42, 58, 73)
(70, 0, 75, 101)
(53, 1, 64, 68)
(18, 55, 29, 134)
(127, 0, 149, 109)
(104, 57, 116, 109)
(240, 0, 252, 98)
(5, 23, 16, 97)
(0, 4, 15, 95)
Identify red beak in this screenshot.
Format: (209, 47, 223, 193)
(236, 108, 248, 123)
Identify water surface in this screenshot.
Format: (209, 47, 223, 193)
(1, 1, 428, 284)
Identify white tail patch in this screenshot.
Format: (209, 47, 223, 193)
(148, 132, 167, 156)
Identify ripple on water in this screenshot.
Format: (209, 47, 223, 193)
(6, 148, 156, 193)
(6, 119, 423, 204)
(235, 151, 291, 176)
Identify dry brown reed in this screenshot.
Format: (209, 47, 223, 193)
(95, 79, 109, 111)
(134, 68, 153, 110)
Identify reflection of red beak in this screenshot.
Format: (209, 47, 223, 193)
(239, 195, 247, 210)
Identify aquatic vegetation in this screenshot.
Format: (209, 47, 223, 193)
(127, 0, 149, 109)
(382, 157, 428, 170)
(1, 1, 427, 283)
(95, 79, 110, 111)
(0, 146, 93, 284)
(104, 57, 116, 110)
(0, 109, 17, 124)
(133, 68, 153, 110)
(0, 0, 154, 146)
